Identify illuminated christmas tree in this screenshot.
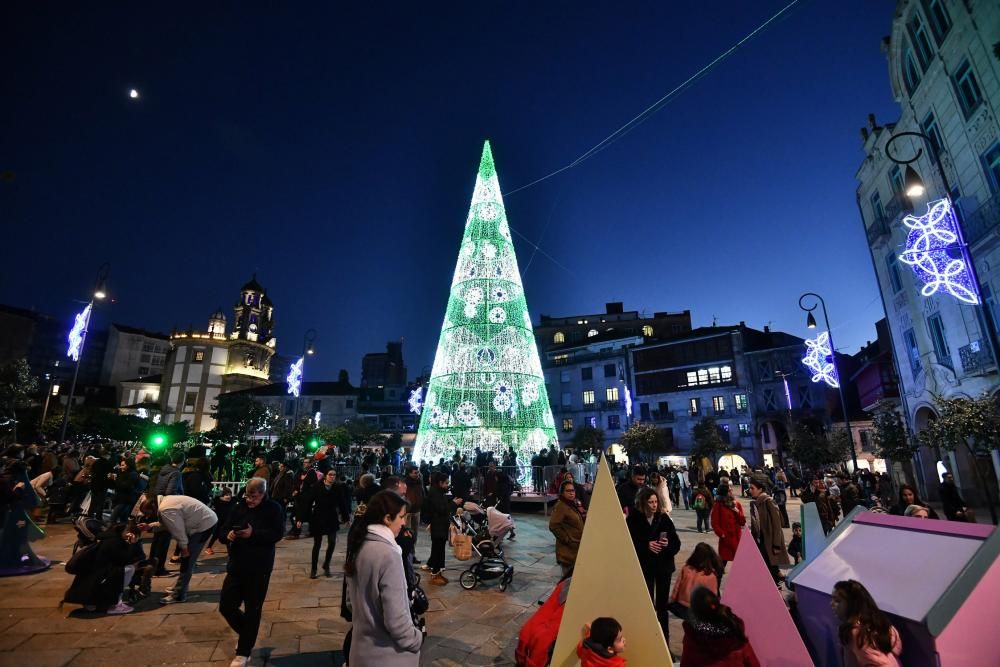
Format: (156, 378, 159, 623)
(413, 141, 558, 473)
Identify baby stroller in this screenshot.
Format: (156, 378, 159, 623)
(458, 506, 516, 591)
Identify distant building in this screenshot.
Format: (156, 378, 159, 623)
(361, 340, 406, 388)
(119, 375, 163, 419)
(159, 277, 277, 432)
(223, 380, 360, 444)
(534, 302, 691, 354)
(542, 331, 641, 452)
(855, 0, 1000, 500)
(100, 323, 169, 388)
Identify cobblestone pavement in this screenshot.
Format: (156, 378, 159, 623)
(0, 495, 800, 666)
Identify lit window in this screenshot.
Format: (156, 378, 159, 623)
(583, 390, 595, 406)
(721, 366, 733, 381)
(686, 371, 697, 387)
(734, 394, 748, 411)
(712, 396, 726, 413)
(553, 331, 565, 344)
(697, 369, 709, 385)
(562, 418, 573, 432)
(642, 325, 653, 337)
(587, 329, 599, 338)
(193, 350, 205, 362)
(689, 398, 699, 416)
(708, 367, 721, 383)
(606, 387, 619, 402)
(738, 423, 751, 436)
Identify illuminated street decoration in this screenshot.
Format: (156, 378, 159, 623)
(623, 384, 633, 418)
(898, 198, 980, 305)
(802, 331, 839, 388)
(286, 357, 303, 398)
(153, 414, 161, 424)
(408, 386, 424, 415)
(66, 304, 92, 362)
(313, 411, 321, 428)
(137, 408, 148, 419)
(413, 142, 558, 477)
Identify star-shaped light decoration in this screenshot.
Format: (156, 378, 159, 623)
(67, 304, 92, 362)
(286, 357, 303, 398)
(802, 331, 839, 388)
(408, 386, 424, 415)
(898, 198, 980, 305)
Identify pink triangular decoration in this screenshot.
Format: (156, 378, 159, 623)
(722, 527, 811, 666)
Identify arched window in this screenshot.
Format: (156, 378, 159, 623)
(587, 329, 599, 338)
(902, 46, 921, 96)
(553, 331, 565, 344)
(642, 325, 654, 337)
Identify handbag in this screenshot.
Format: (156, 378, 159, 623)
(452, 534, 473, 561)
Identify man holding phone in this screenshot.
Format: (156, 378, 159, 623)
(218, 476, 285, 667)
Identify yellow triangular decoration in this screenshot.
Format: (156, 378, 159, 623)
(550, 454, 673, 666)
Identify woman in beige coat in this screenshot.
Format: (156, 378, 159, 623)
(548, 480, 586, 576)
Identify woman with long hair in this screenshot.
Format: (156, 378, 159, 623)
(548, 479, 586, 576)
(626, 486, 680, 644)
(887, 484, 938, 519)
(344, 490, 422, 666)
(831, 580, 902, 666)
(681, 587, 760, 666)
(669, 542, 723, 620)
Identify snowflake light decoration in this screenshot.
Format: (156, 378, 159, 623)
(898, 198, 980, 305)
(456, 401, 480, 426)
(623, 384, 633, 417)
(802, 331, 839, 388)
(408, 386, 424, 415)
(66, 303, 92, 362)
(286, 357, 303, 398)
(489, 306, 507, 324)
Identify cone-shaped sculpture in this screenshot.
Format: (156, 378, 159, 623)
(413, 141, 557, 473)
(722, 527, 811, 664)
(550, 455, 673, 665)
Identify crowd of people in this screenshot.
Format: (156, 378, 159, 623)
(0, 439, 975, 666)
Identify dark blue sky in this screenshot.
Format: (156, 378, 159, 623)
(1, 1, 900, 381)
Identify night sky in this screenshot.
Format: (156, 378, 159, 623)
(2, 1, 901, 381)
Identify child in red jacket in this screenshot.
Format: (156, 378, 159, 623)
(577, 617, 627, 666)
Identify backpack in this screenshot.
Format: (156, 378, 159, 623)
(516, 578, 570, 667)
(693, 494, 706, 510)
(65, 542, 100, 575)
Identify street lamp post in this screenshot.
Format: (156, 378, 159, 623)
(884, 131, 1000, 375)
(799, 291, 859, 472)
(59, 263, 110, 443)
(292, 329, 317, 428)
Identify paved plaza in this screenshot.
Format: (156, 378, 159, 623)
(0, 496, 801, 666)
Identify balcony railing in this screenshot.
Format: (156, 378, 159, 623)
(963, 192, 1000, 247)
(602, 399, 623, 411)
(650, 410, 675, 422)
(959, 339, 996, 375)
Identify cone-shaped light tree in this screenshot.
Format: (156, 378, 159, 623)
(413, 141, 558, 474)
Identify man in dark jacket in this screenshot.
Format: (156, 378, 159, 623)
(403, 464, 425, 560)
(88, 447, 113, 518)
(218, 477, 285, 667)
(305, 469, 350, 578)
(940, 472, 971, 521)
(450, 463, 473, 501)
(288, 458, 320, 539)
(615, 466, 646, 514)
(424, 471, 461, 585)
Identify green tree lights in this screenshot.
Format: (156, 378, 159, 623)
(413, 141, 558, 472)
